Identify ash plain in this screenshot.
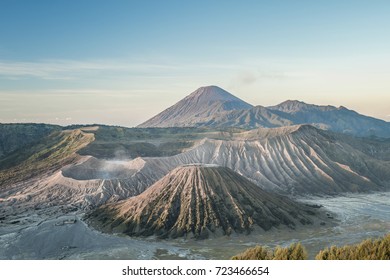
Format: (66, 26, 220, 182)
(1, 192, 389, 260)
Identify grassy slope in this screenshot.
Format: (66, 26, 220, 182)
(0, 129, 94, 186)
(0, 123, 61, 159)
(0, 125, 240, 186)
(76, 126, 243, 159)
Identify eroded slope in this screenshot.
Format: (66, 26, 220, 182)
(89, 166, 325, 239)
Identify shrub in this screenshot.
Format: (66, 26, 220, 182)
(274, 243, 308, 260)
(231, 246, 273, 260)
(232, 234, 390, 260)
(232, 243, 307, 260)
(316, 234, 390, 260)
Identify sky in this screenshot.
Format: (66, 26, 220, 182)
(0, 0, 389, 127)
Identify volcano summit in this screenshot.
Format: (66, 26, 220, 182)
(138, 86, 253, 128)
(89, 165, 326, 239)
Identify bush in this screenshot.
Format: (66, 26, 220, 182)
(232, 243, 307, 260)
(316, 234, 390, 260)
(232, 234, 390, 260)
(274, 243, 308, 260)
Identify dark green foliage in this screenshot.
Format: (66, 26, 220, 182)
(0, 129, 93, 185)
(76, 126, 208, 158)
(0, 123, 61, 160)
(75, 125, 246, 159)
(316, 234, 390, 260)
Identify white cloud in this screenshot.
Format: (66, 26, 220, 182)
(0, 59, 182, 80)
(0, 60, 100, 79)
(0, 58, 301, 82)
(50, 88, 160, 95)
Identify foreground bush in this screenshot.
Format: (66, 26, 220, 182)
(232, 243, 307, 260)
(316, 234, 390, 260)
(274, 243, 308, 260)
(232, 234, 390, 260)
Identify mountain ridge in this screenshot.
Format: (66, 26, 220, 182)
(62, 124, 390, 198)
(138, 86, 390, 138)
(1, 123, 389, 221)
(268, 100, 338, 113)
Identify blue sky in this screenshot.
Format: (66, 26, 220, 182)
(0, 0, 389, 126)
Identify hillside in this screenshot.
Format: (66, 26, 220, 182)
(268, 100, 390, 138)
(1, 124, 389, 217)
(89, 165, 325, 239)
(71, 125, 390, 197)
(0, 123, 61, 160)
(0, 128, 94, 186)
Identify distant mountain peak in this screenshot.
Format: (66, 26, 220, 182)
(138, 86, 252, 128)
(280, 99, 306, 105)
(269, 100, 337, 113)
(272, 100, 312, 111)
(185, 85, 243, 102)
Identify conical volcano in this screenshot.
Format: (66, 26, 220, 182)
(137, 86, 253, 127)
(89, 165, 325, 239)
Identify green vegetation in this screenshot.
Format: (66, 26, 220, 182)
(316, 234, 390, 260)
(232, 243, 307, 260)
(0, 123, 60, 160)
(0, 124, 250, 184)
(231, 246, 273, 260)
(76, 126, 204, 158)
(75, 126, 241, 159)
(232, 234, 390, 260)
(0, 129, 94, 185)
(274, 243, 308, 260)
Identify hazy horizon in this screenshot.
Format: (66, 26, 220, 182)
(1, 1, 389, 126)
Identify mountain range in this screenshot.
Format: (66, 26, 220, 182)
(1, 123, 389, 221)
(1, 85, 389, 241)
(139, 86, 390, 138)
